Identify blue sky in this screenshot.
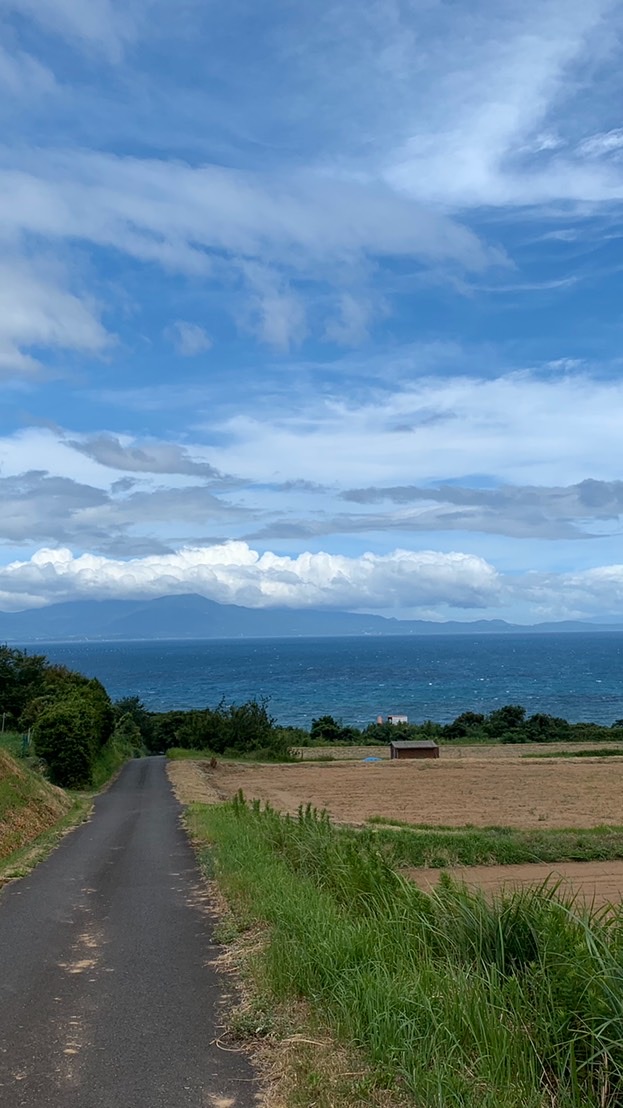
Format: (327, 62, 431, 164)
(1, 0, 623, 622)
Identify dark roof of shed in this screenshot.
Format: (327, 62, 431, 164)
(389, 740, 439, 749)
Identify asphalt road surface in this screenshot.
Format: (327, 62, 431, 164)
(0, 757, 257, 1107)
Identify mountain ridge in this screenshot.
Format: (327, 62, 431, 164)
(1, 594, 621, 642)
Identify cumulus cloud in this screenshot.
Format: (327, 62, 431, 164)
(0, 543, 502, 612)
(4, 542, 623, 621)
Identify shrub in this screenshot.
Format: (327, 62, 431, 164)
(32, 699, 97, 787)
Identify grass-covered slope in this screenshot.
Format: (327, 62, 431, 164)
(0, 749, 72, 861)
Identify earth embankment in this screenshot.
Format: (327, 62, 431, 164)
(0, 749, 72, 862)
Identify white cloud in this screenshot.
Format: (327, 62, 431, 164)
(383, 0, 623, 209)
(201, 371, 623, 489)
(0, 543, 502, 611)
(578, 129, 623, 157)
(5, 541, 623, 621)
(0, 150, 495, 274)
(169, 321, 212, 356)
(239, 262, 308, 350)
(0, 257, 110, 375)
(324, 292, 381, 346)
(0, 147, 498, 356)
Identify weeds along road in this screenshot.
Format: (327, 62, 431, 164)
(0, 757, 257, 1108)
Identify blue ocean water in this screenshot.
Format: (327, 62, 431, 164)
(31, 633, 623, 728)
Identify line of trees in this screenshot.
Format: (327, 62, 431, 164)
(310, 705, 623, 745)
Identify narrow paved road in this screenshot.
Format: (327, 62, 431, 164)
(0, 757, 257, 1107)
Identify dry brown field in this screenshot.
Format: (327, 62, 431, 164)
(171, 744, 623, 829)
(407, 861, 623, 907)
(169, 744, 623, 904)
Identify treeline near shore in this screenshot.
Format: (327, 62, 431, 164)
(4, 644, 623, 785)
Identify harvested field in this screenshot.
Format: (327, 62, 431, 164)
(167, 759, 221, 805)
(177, 754, 623, 830)
(176, 749, 623, 904)
(301, 740, 623, 761)
(408, 860, 623, 907)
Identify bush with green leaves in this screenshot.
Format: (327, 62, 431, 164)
(32, 699, 97, 788)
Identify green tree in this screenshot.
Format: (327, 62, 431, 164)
(486, 704, 526, 739)
(32, 699, 97, 787)
(525, 713, 571, 743)
(443, 711, 486, 741)
(113, 696, 154, 749)
(0, 646, 47, 727)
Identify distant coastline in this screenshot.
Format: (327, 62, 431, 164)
(1, 593, 622, 643)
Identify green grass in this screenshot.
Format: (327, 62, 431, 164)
(0, 729, 28, 759)
(362, 816, 623, 867)
(90, 735, 143, 789)
(190, 796, 623, 1108)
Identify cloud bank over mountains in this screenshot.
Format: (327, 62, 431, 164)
(1, 0, 623, 622)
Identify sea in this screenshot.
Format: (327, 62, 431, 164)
(26, 633, 623, 729)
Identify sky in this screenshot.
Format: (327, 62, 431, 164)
(1, 0, 623, 623)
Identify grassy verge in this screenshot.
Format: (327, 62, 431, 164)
(190, 796, 623, 1108)
(0, 730, 26, 759)
(90, 735, 144, 789)
(364, 816, 623, 866)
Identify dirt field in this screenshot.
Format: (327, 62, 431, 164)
(169, 751, 623, 829)
(408, 861, 623, 907)
(301, 741, 623, 761)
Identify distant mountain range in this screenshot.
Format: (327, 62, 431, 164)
(1, 594, 622, 642)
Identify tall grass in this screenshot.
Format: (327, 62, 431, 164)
(0, 730, 26, 759)
(366, 819, 623, 867)
(90, 734, 144, 789)
(190, 796, 623, 1107)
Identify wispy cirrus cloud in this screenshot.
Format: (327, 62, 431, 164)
(0, 0, 139, 62)
(0, 256, 110, 375)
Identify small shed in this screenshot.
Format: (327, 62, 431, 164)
(390, 739, 440, 760)
(387, 713, 409, 725)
